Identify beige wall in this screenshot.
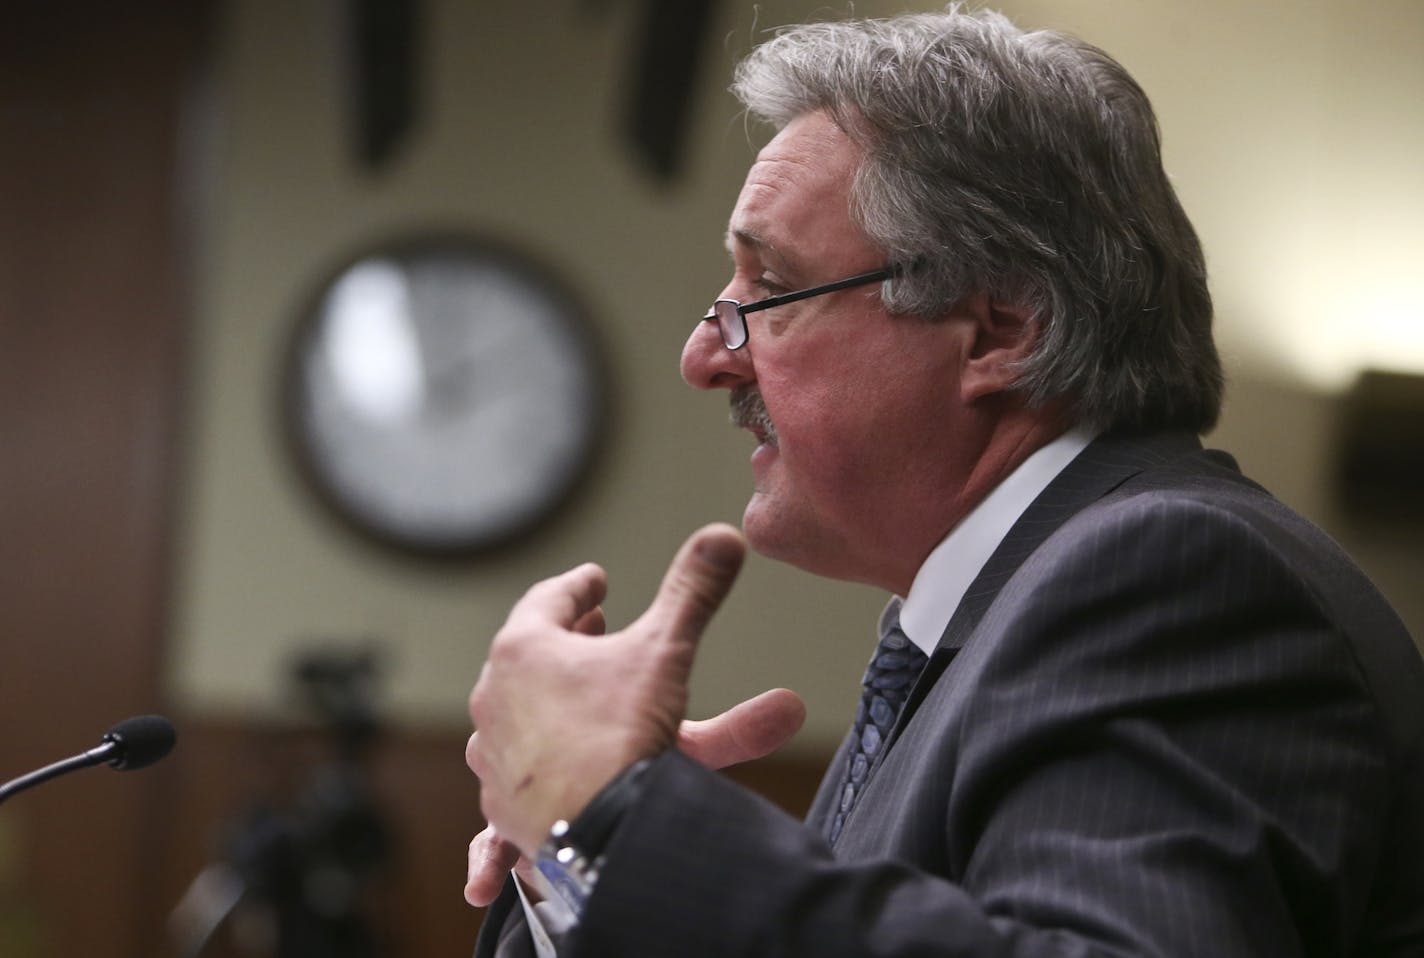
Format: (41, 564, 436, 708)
(167, 0, 1424, 753)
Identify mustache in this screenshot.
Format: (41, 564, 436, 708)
(730, 386, 777, 445)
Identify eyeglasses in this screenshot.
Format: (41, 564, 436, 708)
(702, 267, 896, 350)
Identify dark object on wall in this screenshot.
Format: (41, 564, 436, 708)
(1335, 369, 1424, 521)
(622, 0, 718, 181)
(344, 0, 419, 171)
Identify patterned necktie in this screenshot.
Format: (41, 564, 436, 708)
(827, 616, 929, 846)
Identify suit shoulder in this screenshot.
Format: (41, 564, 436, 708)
(1028, 455, 1422, 755)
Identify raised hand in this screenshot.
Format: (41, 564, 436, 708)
(465, 524, 770, 859)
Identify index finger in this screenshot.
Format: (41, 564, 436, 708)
(507, 562, 608, 632)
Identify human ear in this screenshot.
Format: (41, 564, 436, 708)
(958, 294, 1037, 403)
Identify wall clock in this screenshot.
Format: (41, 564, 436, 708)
(284, 235, 607, 556)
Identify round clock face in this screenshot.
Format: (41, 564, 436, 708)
(285, 238, 606, 555)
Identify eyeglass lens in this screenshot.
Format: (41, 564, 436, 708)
(712, 301, 748, 349)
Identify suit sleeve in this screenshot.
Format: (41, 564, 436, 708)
(562, 494, 1396, 958)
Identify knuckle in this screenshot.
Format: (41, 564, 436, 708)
(467, 673, 489, 723)
(674, 564, 725, 612)
(489, 622, 539, 664)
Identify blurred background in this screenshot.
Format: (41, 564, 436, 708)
(2, 0, 1420, 955)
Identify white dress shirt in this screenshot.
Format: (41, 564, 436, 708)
(894, 426, 1095, 655)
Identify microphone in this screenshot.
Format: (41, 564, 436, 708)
(0, 714, 177, 805)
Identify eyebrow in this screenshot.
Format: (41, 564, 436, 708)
(724, 227, 759, 256)
(725, 227, 801, 275)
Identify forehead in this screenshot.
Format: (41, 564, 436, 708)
(727, 112, 866, 271)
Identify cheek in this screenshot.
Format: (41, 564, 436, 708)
(756, 327, 944, 473)
(764, 376, 880, 488)
(764, 346, 886, 428)
(785, 359, 949, 471)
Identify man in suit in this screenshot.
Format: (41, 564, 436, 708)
(465, 8, 1424, 956)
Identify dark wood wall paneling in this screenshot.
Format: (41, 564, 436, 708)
(0, 2, 205, 956)
(155, 720, 826, 957)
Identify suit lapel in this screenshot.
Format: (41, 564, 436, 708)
(887, 429, 1202, 745)
(810, 430, 1204, 838)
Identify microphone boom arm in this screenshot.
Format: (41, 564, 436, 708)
(0, 715, 176, 806)
(0, 746, 113, 805)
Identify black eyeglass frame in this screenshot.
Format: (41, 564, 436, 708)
(702, 266, 897, 350)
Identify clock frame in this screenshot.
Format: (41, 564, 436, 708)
(281, 234, 609, 557)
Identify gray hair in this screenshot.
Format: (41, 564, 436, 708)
(732, 6, 1223, 433)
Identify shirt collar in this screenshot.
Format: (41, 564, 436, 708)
(893, 426, 1097, 655)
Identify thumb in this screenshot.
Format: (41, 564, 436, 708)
(640, 523, 745, 650)
(679, 687, 807, 770)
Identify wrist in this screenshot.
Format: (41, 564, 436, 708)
(534, 756, 655, 917)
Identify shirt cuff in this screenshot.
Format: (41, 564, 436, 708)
(515, 874, 578, 958)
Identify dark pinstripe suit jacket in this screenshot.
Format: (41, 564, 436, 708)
(478, 430, 1424, 957)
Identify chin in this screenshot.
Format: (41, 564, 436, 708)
(740, 496, 772, 555)
(742, 495, 832, 577)
(742, 494, 895, 588)
(740, 493, 791, 562)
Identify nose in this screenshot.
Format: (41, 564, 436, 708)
(681, 305, 753, 390)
